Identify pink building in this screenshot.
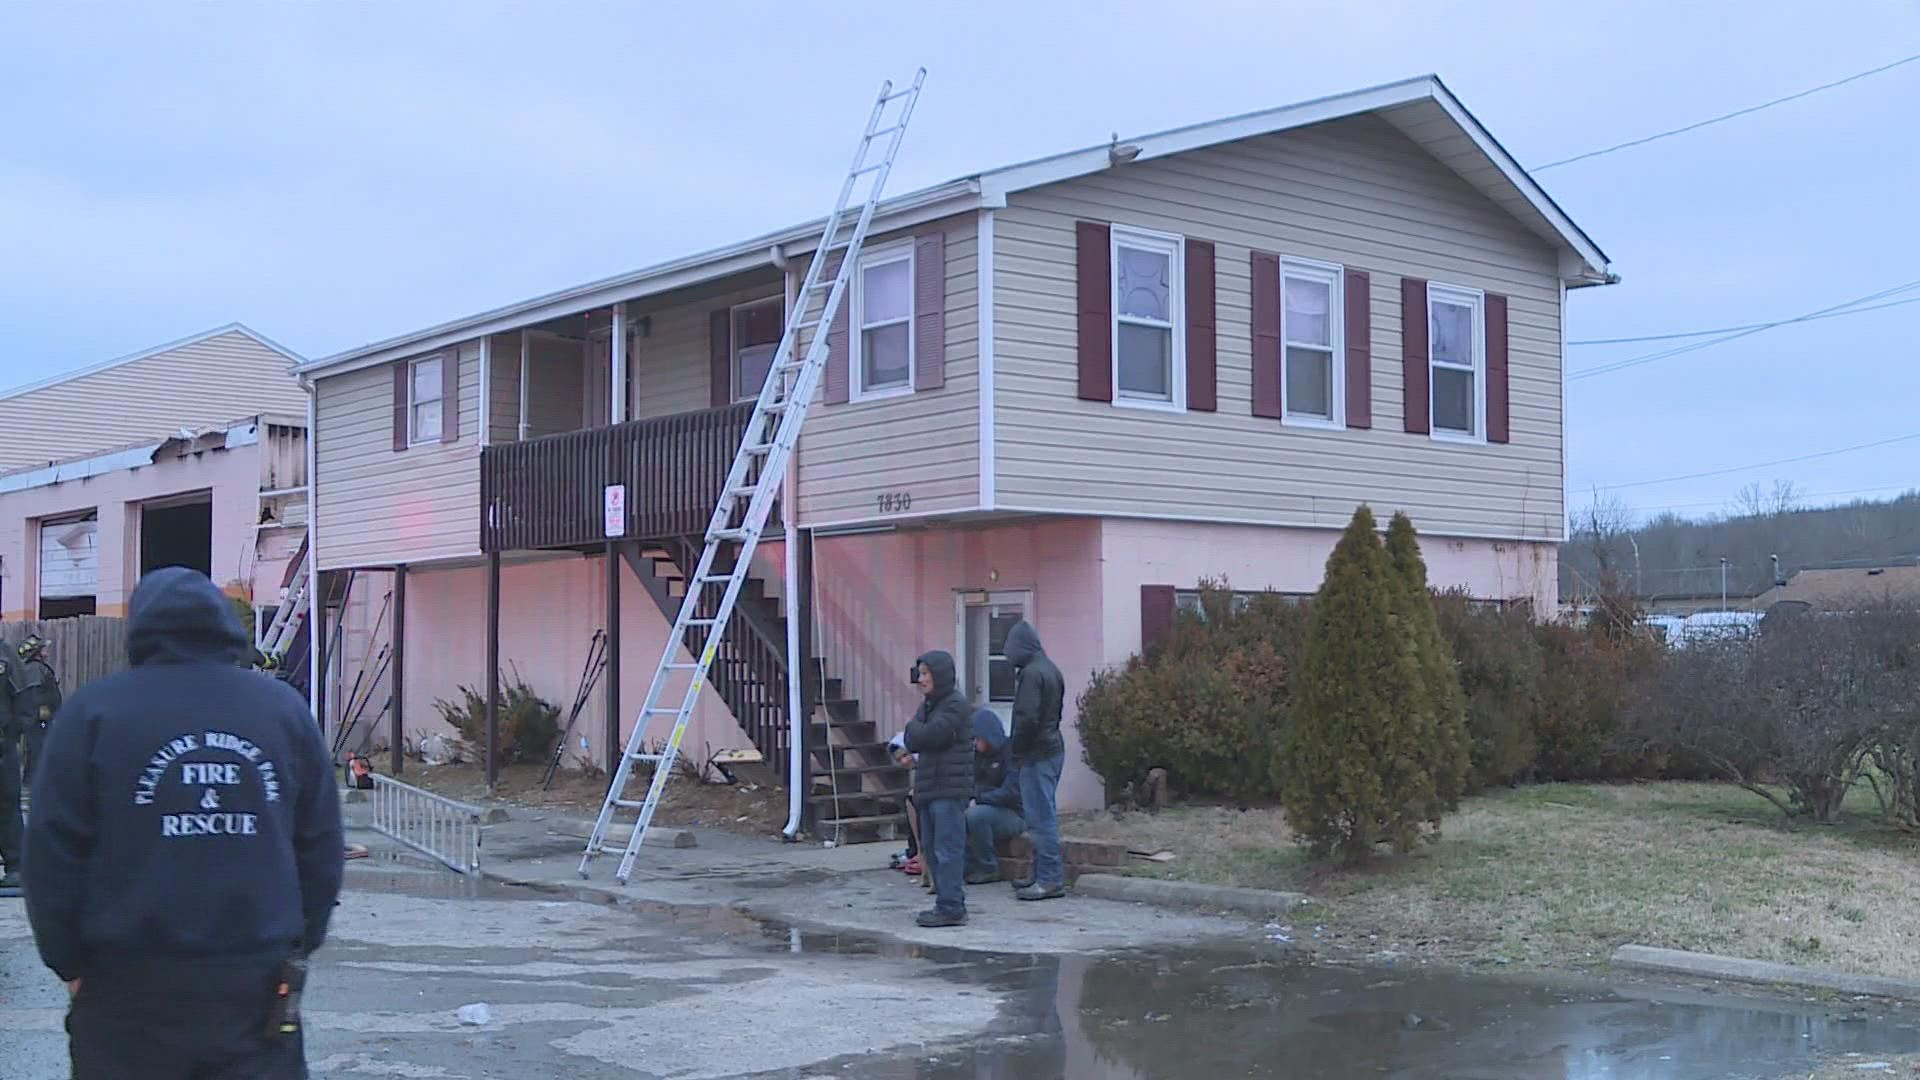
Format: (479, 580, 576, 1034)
(300, 77, 1613, 837)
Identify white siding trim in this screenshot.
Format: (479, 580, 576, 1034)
(977, 210, 996, 510)
(517, 331, 530, 442)
(1557, 279, 1569, 544)
(477, 338, 493, 447)
(304, 377, 320, 722)
(992, 503, 1559, 545)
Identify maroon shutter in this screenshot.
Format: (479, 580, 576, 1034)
(822, 252, 850, 405)
(709, 307, 732, 408)
(391, 362, 409, 451)
(1185, 239, 1216, 411)
(1401, 277, 1430, 435)
(1486, 292, 1510, 444)
(913, 230, 946, 391)
(1250, 250, 1281, 419)
(1140, 585, 1176, 655)
(1075, 221, 1112, 402)
(1344, 269, 1372, 429)
(440, 349, 459, 443)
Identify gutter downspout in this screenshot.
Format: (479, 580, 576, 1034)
(302, 375, 321, 731)
(780, 262, 805, 840)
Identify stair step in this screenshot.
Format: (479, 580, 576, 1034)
(822, 762, 909, 776)
(815, 813, 909, 830)
(809, 787, 909, 805)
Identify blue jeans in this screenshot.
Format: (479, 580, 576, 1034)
(965, 803, 1026, 879)
(1017, 751, 1065, 886)
(919, 797, 967, 914)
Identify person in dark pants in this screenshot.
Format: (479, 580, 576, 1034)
(964, 707, 1024, 884)
(902, 651, 974, 927)
(0, 654, 19, 894)
(14, 634, 62, 783)
(26, 568, 344, 1080)
(1005, 621, 1068, 900)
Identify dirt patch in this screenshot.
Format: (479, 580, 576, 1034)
(1064, 782, 1920, 980)
(1795, 1053, 1920, 1078)
(402, 762, 790, 837)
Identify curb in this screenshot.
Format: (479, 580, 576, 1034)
(1073, 874, 1310, 917)
(545, 818, 699, 849)
(1611, 944, 1920, 1003)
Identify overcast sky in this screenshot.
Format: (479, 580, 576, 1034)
(3, 1, 1917, 523)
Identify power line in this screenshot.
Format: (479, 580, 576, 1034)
(1533, 51, 1920, 171)
(1568, 279, 1920, 380)
(1593, 429, 1920, 491)
(1567, 294, 1920, 346)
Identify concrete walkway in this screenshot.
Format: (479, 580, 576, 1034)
(346, 801, 1259, 955)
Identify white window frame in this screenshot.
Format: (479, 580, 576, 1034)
(850, 240, 915, 402)
(1427, 282, 1486, 443)
(1110, 225, 1186, 412)
(730, 296, 784, 403)
(1280, 257, 1345, 429)
(408, 354, 445, 446)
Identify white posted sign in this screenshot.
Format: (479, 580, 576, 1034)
(604, 484, 627, 538)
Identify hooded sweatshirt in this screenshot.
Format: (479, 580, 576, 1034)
(902, 650, 974, 803)
(970, 708, 1022, 812)
(25, 568, 344, 980)
(1004, 621, 1066, 762)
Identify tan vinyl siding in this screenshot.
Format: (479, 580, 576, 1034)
(992, 114, 1564, 541)
(487, 333, 520, 443)
(314, 342, 482, 569)
(0, 329, 305, 473)
(791, 213, 980, 526)
(630, 280, 783, 419)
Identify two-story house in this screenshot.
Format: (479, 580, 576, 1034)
(299, 76, 1613, 835)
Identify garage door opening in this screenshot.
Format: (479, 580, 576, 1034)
(140, 494, 214, 580)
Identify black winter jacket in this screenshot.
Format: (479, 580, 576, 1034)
(24, 569, 344, 981)
(903, 651, 975, 803)
(1005, 621, 1066, 762)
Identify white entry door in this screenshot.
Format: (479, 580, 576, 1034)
(956, 590, 1032, 725)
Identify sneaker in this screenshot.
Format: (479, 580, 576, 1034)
(915, 908, 968, 928)
(1015, 882, 1066, 902)
(1009, 878, 1034, 892)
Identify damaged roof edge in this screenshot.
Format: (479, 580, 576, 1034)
(297, 180, 984, 378)
(302, 75, 1617, 379)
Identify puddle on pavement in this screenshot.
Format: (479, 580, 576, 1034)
(343, 852, 1919, 1079)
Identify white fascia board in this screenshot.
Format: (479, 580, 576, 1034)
(0, 444, 165, 495)
(299, 181, 984, 380)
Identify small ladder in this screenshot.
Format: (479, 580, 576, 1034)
(261, 552, 311, 660)
(580, 69, 927, 883)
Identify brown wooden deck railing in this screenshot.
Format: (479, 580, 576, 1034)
(480, 403, 779, 552)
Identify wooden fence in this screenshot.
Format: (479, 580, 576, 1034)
(0, 616, 128, 695)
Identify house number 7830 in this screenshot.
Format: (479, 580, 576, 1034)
(876, 491, 913, 514)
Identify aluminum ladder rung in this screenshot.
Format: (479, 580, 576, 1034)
(580, 66, 926, 884)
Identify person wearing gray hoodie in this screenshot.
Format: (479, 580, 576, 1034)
(1004, 621, 1067, 900)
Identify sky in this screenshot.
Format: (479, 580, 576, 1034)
(3, 1, 1917, 525)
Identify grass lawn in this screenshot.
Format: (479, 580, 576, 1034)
(403, 761, 792, 836)
(1064, 782, 1920, 978)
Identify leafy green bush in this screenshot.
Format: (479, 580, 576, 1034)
(1432, 590, 1543, 789)
(1078, 580, 1303, 801)
(433, 666, 562, 764)
(1278, 506, 1449, 864)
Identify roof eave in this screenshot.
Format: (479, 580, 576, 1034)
(297, 180, 985, 379)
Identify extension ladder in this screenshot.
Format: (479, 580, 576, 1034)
(580, 69, 927, 883)
(261, 550, 311, 660)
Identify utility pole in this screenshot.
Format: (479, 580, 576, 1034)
(1720, 557, 1729, 611)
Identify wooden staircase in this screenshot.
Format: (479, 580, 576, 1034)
(622, 539, 908, 842)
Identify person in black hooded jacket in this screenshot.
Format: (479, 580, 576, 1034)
(903, 650, 973, 926)
(1005, 620, 1068, 900)
(25, 567, 343, 1080)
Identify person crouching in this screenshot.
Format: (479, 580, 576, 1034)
(964, 708, 1024, 884)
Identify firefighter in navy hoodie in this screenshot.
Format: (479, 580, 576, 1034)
(25, 568, 344, 1080)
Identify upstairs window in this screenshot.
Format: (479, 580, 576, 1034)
(853, 244, 913, 399)
(731, 297, 783, 402)
(409, 355, 444, 444)
(1112, 226, 1184, 408)
(1428, 284, 1484, 439)
(1282, 260, 1343, 426)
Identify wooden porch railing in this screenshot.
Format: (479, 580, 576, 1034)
(480, 403, 779, 552)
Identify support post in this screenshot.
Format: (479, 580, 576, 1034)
(486, 551, 501, 789)
(610, 303, 628, 425)
(605, 541, 622, 777)
(391, 564, 407, 775)
(795, 528, 817, 835)
(312, 572, 328, 728)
